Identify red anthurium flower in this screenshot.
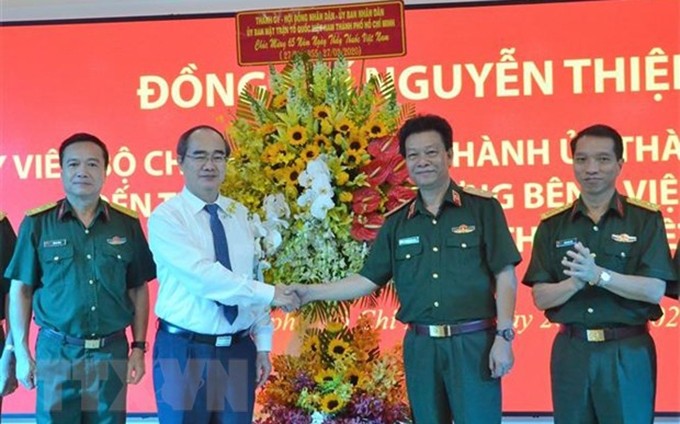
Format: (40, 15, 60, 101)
(367, 135, 400, 160)
(386, 185, 416, 211)
(361, 159, 391, 186)
(386, 156, 410, 185)
(352, 187, 382, 214)
(351, 213, 385, 241)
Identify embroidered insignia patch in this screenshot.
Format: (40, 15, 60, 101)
(452, 224, 476, 234)
(107, 236, 128, 245)
(611, 233, 637, 243)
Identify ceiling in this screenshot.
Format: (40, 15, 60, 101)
(0, 0, 498, 23)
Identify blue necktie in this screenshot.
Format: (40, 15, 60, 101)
(204, 203, 238, 324)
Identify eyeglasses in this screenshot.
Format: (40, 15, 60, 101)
(184, 153, 228, 164)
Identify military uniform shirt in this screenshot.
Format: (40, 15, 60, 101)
(522, 193, 676, 326)
(0, 214, 17, 321)
(360, 181, 521, 324)
(4, 199, 156, 337)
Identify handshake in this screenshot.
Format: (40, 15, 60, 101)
(271, 284, 313, 313)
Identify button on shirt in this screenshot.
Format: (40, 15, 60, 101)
(148, 187, 274, 351)
(4, 199, 156, 337)
(522, 193, 677, 326)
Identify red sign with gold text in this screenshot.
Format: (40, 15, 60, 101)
(236, 1, 406, 65)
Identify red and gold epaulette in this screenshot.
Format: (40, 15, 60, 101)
(26, 202, 58, 216)
(540, 203, 573, 221)
(108, 202, 139, 219)
(463, 186, 494, 198)
(626, 197, 659, 212)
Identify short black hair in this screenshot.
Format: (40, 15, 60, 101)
(177, 125, 230, 162)
(59, 133, 109, 168)
(570, 124, 623, 160)
(397, 114, 453, 157)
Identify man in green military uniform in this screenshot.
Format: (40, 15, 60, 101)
(0, 212, 18, 408)
(523, 124, 677, 424)
(291, 114, 521, 424)
(6, 133, 156, 423)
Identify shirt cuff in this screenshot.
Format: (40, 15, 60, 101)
(252, 330, 273, 351)
(254, 281, 276, 306)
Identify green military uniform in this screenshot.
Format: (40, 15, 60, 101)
(4, 199, 156, 424)
(360, 180, 521, 424)
(0, 212, 17, 412)
(522, 193, 677, 424)
(670, 241, 679, 299)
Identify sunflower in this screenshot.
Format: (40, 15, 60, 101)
(328, 338, 351, 358)
(302, 334, 321, 355)
(281, 165, 301, 188)
(300, 144, 321, 162)
(285, 125, 307, 146)
(257, 122, 277, 136)
(261, 142, 286, 165)
(363, 119, 388, 138)
(272, 93, 287, 109)
(313, 104, 332, 120)
(314, 369, 336, 385)
(335, 117, 356, 134)
(326, 322, 345, 333)
(344, 150, 365, 169)
(313, 134, 333, 151)
(344, 367, 366, 386)
(347, 134, 368, 153)
(319, 393, 345, 414)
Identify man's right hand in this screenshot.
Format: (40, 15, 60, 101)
(14, 346, 36, 390)
(271, 285, 301, 312)
(0, 349, 18, 395)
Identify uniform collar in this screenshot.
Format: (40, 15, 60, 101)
(58, 198, 109, 222)
(181, 186, 231, 215)
(570, 192, 625, 221)
(408, 180, 461, 219)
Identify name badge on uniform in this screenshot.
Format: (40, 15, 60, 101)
(43, 239, 67, 248)
(611, 233, 637, 243)
(555, 238, 577, 248)
(398, 236, 420, 246)
(215, 335, 233, 347)
(107, 236, 127, 245)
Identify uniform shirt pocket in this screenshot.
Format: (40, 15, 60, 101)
(445, 235, 482, 274)
(38, 245, 75, 284)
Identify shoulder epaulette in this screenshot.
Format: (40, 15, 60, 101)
(108, 202, 139, 219)
(0, 211, 5, 221)
(463, 186, 494, 198)
(626, 197, 659, 212)
(540, 203, 573, 221)
(26, 202, 58, 216)
(385, 199, 414, 219)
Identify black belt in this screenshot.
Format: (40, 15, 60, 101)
(158, 319, 249, 347)
(559, 324, 648, 343)
(41, 328, 126, 349)
(409, 319, 495, 338)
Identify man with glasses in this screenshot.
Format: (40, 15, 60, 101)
(148, 125, 299, 423)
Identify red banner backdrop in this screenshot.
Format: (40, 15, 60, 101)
(1, 0, 678, 415)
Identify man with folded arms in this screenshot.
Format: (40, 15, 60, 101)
(291, 114, 521, 424)
(6, 133, 155, 423)
(148, 125, 299, 424)
(523, 124, 677, 424)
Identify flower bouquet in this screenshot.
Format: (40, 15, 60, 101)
(222, 54, 415, 321)
(254, 314, 410, 423)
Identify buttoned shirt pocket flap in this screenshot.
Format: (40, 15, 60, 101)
(102, 244, 132, 264)
(445, 235, 481, 250)
(39, 244, 74, 265)
(396, 243, 423, 261)
(601, 242, 636, 272)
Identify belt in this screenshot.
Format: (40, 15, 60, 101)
(158, 319, 249, 347)
(41, 328, 126, 350)
(409, 319, 495, 338)
(558, 324, 648, 343)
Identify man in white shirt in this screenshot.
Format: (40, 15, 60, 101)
(148, 125, 299, 423)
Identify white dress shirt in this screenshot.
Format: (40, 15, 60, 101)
(148, 187, 275, 351)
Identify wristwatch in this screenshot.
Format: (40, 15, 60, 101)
(131, 341, 148, 352)
(495, 328, 515, 342)
(589, 269, 612, 288)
